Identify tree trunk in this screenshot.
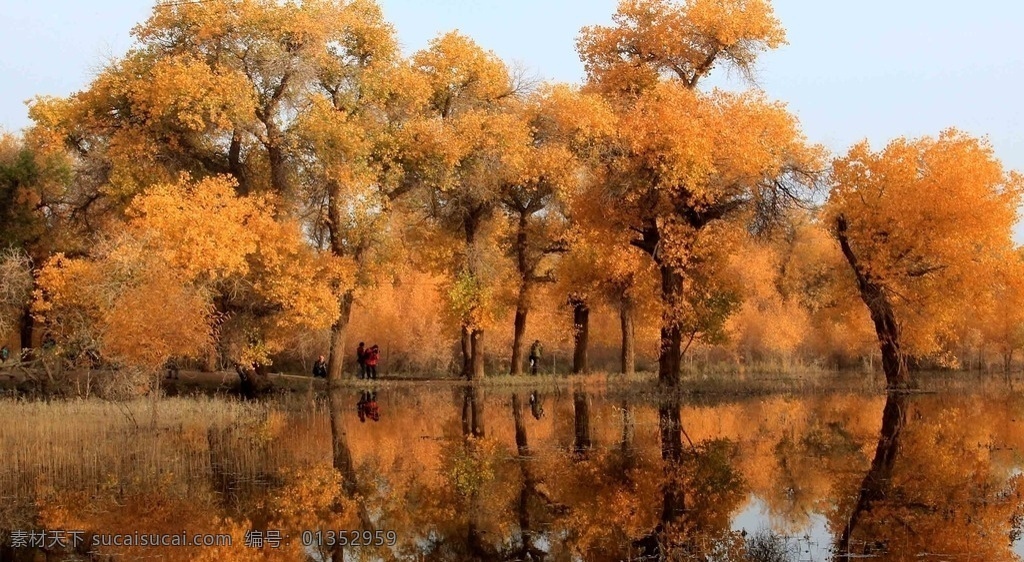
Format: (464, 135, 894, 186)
(328, 385, 371, 561)
(235, 363, 271, 399)
(470, 329, 486, 380)
(836, 216, 910, 389)
(461, 210, 488, 381)
(512, 393, 528, 455)
(19, 304, 33, 355)
(510, 303, 528, 376)
(573, 390, 592, 457)
(327, 290, 355, 384)
(511, 211, 531, 376)
(634, 398, 685, 560)
(620, 295, 636, 376)
(203, 345, 219, 373)
(658, 265, 684, 387)
(837, 393, 908, 559)
(571, 298, 590, 374)
(264, 122, 290, 197)
(461, 325, 473, 379)
(462, 386, 485, 438)
(228, 129, 247, 194)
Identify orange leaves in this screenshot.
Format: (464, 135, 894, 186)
(826, 129, 1023, 357)
(124, 175, 266, 284)
(620, 84, 812, 209)
(578, 0, 785, 95)
(132, 55, 256, 133)
(34, 174, 348, 373)
(100, 272, 214, 373)
(413, 31, 513, 118)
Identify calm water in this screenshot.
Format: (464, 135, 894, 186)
(1, 384, 1023, 561)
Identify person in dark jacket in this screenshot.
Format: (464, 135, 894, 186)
(313, 355, 328, 378)
(356, 342, 366, 379)
(365, 345, 380, 380)
(529, 340, 543, 375)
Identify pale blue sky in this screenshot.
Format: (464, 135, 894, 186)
(2, 0, 1022, 177)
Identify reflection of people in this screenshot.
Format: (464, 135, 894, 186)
(356, 342, 366, 379)
(365, 345, 379, 380)
(530, 390, 544, 420)
(357, 391, 381, 422)
(312, 355, 328, 378)
(529, 340, 543, 375)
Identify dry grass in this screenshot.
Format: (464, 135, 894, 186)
(0, 396, 317, 510)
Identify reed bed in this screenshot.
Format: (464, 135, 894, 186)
(0, 396, 317, 509)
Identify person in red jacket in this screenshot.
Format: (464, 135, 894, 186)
(365, 344, 380, 380)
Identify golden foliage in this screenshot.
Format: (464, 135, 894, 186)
(578, 0, 786, 95)
(34, 175, 348, 374)
(826, 129, 1024, 358)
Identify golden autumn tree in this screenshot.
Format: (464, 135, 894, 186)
(825, 130, 1023, 388)
(127, 0, 359, 196)
(0, 130, 80, 353)
(34, 175, 345, 397)
(498, 86, 616, 376)
(292, 0, 430, 382)
(970, 249, 1024, 375)
(406, 31, 525, 380)
(577, 0, 821, 386)
(30, 0, 422, 380)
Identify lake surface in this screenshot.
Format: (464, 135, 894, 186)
(1, 383, 1023, 561)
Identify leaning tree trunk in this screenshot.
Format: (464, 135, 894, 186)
(658, 264, 684, 387)
(571, 297, 590, 374)
(327, 290, 355, 384)
(836, 216, 910, 389)
(620, 295, 636, 376)
(837, 392, 908, 559)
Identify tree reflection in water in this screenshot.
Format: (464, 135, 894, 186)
(835, 392, 1024, 561)
(2, 387, 1024, 561)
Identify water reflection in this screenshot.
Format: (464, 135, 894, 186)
(1, 387, 1023, 561)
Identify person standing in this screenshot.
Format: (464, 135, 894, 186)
(365, 345, 380, 380)
(0, 346, 8, 364)
(529, 340, 543, 375)
(313, 355, 328, 378)
(356, 342, 366, 379)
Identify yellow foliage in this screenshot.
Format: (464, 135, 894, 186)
(826, 129, 1024, 358)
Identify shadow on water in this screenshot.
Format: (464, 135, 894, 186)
(2, 384, 1024, 561)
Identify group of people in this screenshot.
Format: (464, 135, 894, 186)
(355, 342, 380, 380)
(311, 341, 381, 380)
(312, 338, 542, 379)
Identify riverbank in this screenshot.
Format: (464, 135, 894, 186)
(0, 362, 1018, 401)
